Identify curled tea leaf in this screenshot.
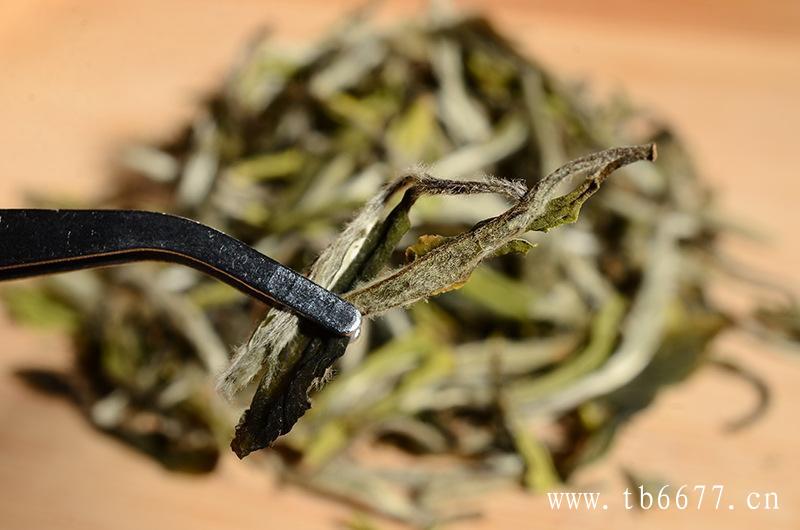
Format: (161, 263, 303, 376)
(230, 144, 655, 457)
(346, 144, 655, 317)
(218, 171, 531, 400)
(8, 6, 773, 523)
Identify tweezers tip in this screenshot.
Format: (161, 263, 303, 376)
(341, 307, 362, 339)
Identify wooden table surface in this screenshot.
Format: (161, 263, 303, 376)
(1, 1, 799, 529)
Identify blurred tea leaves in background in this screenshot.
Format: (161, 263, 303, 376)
(4, 3, 796, 526)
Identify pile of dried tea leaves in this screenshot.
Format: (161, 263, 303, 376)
(4, 5, 790, 527)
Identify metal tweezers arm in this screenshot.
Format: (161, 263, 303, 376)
(0, 209, 360, 338)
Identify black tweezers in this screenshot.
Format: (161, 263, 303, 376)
(0, 209, 361, 338)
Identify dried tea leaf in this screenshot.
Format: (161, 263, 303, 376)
(1, 285, 80, 330)
(711, 357, 770, 432)
(229, 170, 546, 456)
(346, 145, 655, 317)
(6, 6, 789, 525)
(229, 145, 654, 457)
(219, 171, 532, 401)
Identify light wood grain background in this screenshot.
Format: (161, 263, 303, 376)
(1, 1, 799, 529)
